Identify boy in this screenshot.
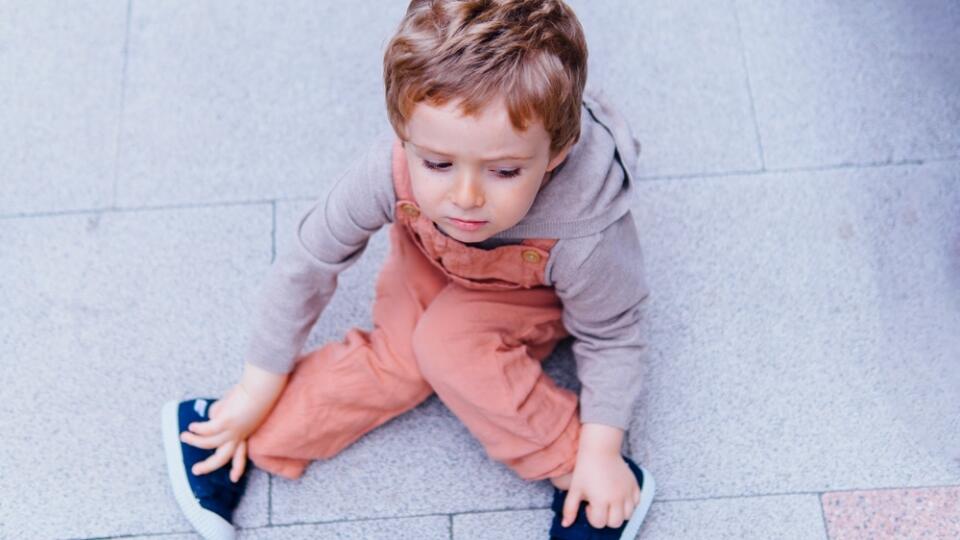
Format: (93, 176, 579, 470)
(162, 1, 655, 538)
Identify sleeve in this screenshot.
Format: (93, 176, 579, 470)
(550, 211, 651, 430)
(243, 133, 397, 374)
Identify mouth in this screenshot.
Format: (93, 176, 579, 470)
(447, 217, 488, 231)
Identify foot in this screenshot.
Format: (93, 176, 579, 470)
(162, 398, 247, 540)
(548, 455, 655, 540)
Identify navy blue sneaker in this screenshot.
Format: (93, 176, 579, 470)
(161, 398, 247, 540)
(548, 455, 655, 539)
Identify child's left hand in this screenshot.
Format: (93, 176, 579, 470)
(561, 449, 641, 529)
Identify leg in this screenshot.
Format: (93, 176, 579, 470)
(411, 284, 580, 481)
(247, 225, 447, 479)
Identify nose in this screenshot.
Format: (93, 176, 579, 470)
(449, 171, 485, 209)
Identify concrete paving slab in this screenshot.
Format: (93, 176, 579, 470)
(0, 1, 126, 215)
(120, 514, 449, 540)
(822, 486, 960, 540)
(567, 0, 762, 178)
(453, 508, 554, 539)
(268, 201, 581, 524)
(115, 1, 406, 207)
(0, 206, 273, 538)
(736, 0, 960, 169)
(237, 516, 450, 540)
(452, 494, 826, 539)
(628, 161, 960, 500)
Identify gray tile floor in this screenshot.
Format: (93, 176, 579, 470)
(1, 1, 958, 539)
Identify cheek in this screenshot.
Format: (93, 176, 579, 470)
(490, 180, 541, 216)
(409, 172, 444, 208)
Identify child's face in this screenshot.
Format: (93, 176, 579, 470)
(402, 97, 571, 243)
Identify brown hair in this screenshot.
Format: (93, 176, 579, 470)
(383, 0, 588, 155)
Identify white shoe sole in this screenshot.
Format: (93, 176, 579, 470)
(161, 400, 236, 540)
(620, 466, 655, 539)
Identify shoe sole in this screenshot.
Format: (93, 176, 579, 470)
(161, 400, 237, 540)
(620, 466, 656, 540)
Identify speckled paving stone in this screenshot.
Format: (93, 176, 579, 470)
(267, 202, 582, 524)
(452, 494, 827, 539)
(238, 516, 450, 540)
(736, 0, 960, 169)
(0, 1, 126, 215)
(119, 515, 450, 540)
(822, 487, 960, 540)
(116, 1, 406, 207)
(628, 160, 960, 500)
(0, 206, 273, 538)
(566, 0, 762, 178)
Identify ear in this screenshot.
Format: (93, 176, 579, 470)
(546, 141, 574, 172)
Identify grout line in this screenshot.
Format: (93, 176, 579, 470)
(5, 153, 959, 222)
(271, 200, 277, 263)
(61, 531, 193, 540)
(0, 198, 279, 221)
(241, 512, 457, 530)
(448, 514, 454, 539)
(637, 155, 945, 183)
(815, 483, 960, 496)
(111, 0, 133, 209)
(268, 472, 274, 526)
(730, 0, 766, 170)
(67, 482, 960, 539)
(818, 492, 832, 540)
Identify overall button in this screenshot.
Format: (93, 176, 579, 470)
(521, 250, 542, 264)
(400, 203, 420, 218)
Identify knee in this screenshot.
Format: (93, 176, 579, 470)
(411, 299, 470, 381)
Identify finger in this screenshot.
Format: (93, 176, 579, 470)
(561, 488, 582, 527)
(209, 399, 223, 418)
(192, 441, 236, 476)
(587, 501, 609, 529)
(180, 429, 231, 450)
(607, 501, 625, 528)
(624, 497, 636, 521)
(634, 487, 642, 507)
(187, 417, 225, 436)
(230, 440, 247, 483)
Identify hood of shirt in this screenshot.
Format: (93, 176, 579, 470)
(489, 86, 640, 241)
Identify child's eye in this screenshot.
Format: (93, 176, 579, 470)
(422, 160, 451, 171)
(494, 168, 521, 179)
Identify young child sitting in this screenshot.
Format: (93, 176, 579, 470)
(162, 1, 655, 538)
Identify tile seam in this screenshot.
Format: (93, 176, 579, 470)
(0, 199, 277, 221)
(4, 153, 958, 221)
(245, 511, 454, 530)
(5, 153, 959, 221)
(730, 0, 766, 170)
(638, 153, 958, 182)
(268, 472, 274, 526)
(79, 482, 960, 540)
(111, 0, 133, 209)
(818, 492, 832, 540)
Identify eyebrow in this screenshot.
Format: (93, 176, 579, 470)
(412, 142, 534, 162)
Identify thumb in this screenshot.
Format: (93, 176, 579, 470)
(562, 488, 583, 527)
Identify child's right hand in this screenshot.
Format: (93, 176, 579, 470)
(179, 363, 288, 482)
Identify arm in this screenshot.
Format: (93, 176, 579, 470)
(183, 132, 397, 479)
(550, 213, 652, 529)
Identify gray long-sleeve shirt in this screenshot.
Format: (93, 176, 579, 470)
(245, 87, 650, 430)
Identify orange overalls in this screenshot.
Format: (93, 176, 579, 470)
(247, 141, 581, 481)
